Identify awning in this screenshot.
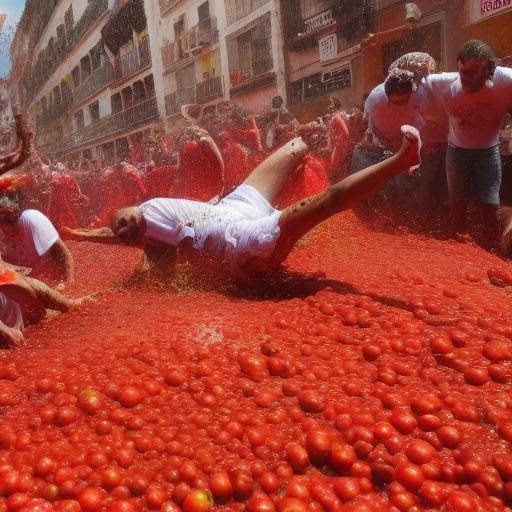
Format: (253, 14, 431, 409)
(101, 0, 147, 54)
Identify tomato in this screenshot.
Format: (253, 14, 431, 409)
(35, 458, 57, 478)
(297, 390, 326, 413)
(305, 430, 331, 466)
(118, 386, 143, 408)
(182, 490, 213, 512)
(394, 462, 425, 491)
(285, 444, 309, 473)
(276, 497, 309, 512)
(246, 491, 276, 512)
(329, 442, 357, 472)
(146, 484, 167, 509)
(78, 487, 107, 512)
(209, 472, 232, 500)
(333, 477, 361, 502)
(107, 500, 135, 512)
(18, 500, 53, 512)
(405, 439, 436, 464)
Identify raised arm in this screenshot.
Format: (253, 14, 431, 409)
(0, 115, 33, 175)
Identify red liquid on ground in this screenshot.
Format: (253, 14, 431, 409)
(2, 212, 512, 512)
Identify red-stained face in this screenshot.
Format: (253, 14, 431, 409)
(458, 58, 490, 93)
(388, 91, 412, 106)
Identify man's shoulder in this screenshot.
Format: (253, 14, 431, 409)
(19, 209, 49, 224)
(365, 84, 386, 110)
(494, 66, 512, 84)
(426, 72, 458, 88)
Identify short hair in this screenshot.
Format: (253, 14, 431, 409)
(457, 39, 499, 77)
(384, 68, 416, 97)
(389, 52, 436, 82)
(329, 97, 342, 109)
(0, 193, 20, 211)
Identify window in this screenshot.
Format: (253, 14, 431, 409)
(144, 75, 155, 97)
(65, 5, 74, 33)
(81, 55, 92, 80)
(121, 87, 133, 109)
(133, 81, 145, 103)
(90, 44, 103, 70)
(57, 24, 67, 52)
(198, 1, 210, 21)
(74, 110, 85, 129)
(61, 79, 73, 105)
(89, 101, 100, 122)
(176, 65, 195, 91)
(227, 16, 272, 84)
(72, 66, 81, 88)
(111, 93, 123, 114)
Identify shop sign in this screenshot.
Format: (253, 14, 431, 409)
(469, 0, 512, 23)
(319, 33, 337, 62)
(304, 9, 334, 33)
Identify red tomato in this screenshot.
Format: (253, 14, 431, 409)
(78, 487, 107, 512)
(182, 490, 213, 512)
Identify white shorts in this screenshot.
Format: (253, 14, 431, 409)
(218, 185, 282, 264)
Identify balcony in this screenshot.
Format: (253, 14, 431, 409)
(289, 68, 351, 106)
(165, 86, 196, 116)
(160, 36, 193, 74)
(225, 0, 268, 25)
(196, 76, 223, 103)
(70, 0, 109, 49)
(159, 0, 180, 15)
(63, 96, 158, 150)
(187, 17, 219, 52)
(115, 38, 152, 80)
(74, 62, 114, 106)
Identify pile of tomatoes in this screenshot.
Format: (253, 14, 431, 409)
(1, 211, 512, 512)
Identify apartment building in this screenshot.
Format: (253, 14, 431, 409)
(145, 0, 225, 127)
(221, 0, 287, 113)
(10, 0, 160, 164)
(280, 0, 376, 121)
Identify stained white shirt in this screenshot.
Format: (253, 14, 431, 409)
(426, 66, 512, 149)
(0, 210, 59, 267)
(364, 83, 427, 152)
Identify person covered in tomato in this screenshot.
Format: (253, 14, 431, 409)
(425, 40, 512, 249)
(0, 114, 32, 179)
(174, 126, 225, 203)
(350, 68, 429, 227)
(93, 161, 148, 227)
(64, 126, 422, 282)
(0, 261, 88, 347)
(46, 163, 90, 230)
(0, 194, 74, 284)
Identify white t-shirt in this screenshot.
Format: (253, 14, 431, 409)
(139, 185, 281, 262)
(0, 210, 60, 267)
(364, 83, 426, 152)
(426, 66, 512, 149)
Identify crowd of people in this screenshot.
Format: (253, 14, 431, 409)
(0, 38, 510, 348)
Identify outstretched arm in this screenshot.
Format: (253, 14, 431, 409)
(61, 226, 123, 245)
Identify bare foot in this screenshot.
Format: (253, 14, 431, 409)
(399, 125, 422, 173)
(71, 294, 97, 309)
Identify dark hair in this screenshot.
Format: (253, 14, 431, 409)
(329, 97, 342, 109)
(0, 193, 21, 211)
(457, 39, 499, 77)
(388, 52, 436, 82)
(384, 68, 416, 97)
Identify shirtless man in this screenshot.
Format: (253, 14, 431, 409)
(63, 127, 421, 280)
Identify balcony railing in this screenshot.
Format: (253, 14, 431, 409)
(159, 0, 180, 15)
(160, 35, 193, 73)
(165, 86, 196, 116)
(24, 0, 109, 103)
(225, 0, 268, 25)
(196, 76, 223, 102)
(187, 17, 218, 50)
(74, 62, 114, 105)
(229, 51, 273, 88)
(115, 38, 152, 79)
(63, 96, 158, 150)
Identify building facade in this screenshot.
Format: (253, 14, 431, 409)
(10, 0, 161, 164)
(9, 0, 512, 162)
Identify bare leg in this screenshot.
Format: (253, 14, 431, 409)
(23, 276, 76, 312)
(242, 137, 308, 202)
(271, 127, 421, 264)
